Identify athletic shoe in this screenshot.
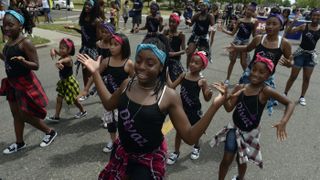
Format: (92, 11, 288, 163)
(231, 175, 239, 180)
(224, 79, 230, 86)
(190, 147, 200, 160)
(74, 111, 87, 119)
(166, 152, 179, 165)
(79, 95, 89, 102)
(3, 143, 26, 154)
(40, 130, 57, 147)
(102, 142, 113, 153)
(299, 97, 306, 106)
(46, 116, 60, 123)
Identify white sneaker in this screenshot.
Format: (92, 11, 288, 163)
(40, 130, 57, 147)
(299, 97, 306, 106)
(190, 147, 200, 160)
(79, 95, 89, 102)
(102, 142, 113, 153)
(3, 143, 26, 154)
(74, 111, 87, 119)
(166, 152, 179, 165)
(224, 79, 230, 86)
(231, 175, 239, 180)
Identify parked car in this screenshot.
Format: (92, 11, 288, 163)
(52, 0, 74, 11)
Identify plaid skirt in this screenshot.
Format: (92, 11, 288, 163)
(98, 139, 167, 180)
(0, 72, 48, 119)
(56, 75, 80, 105)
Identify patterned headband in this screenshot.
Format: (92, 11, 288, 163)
(5, 10, 24, 25)
(170, 13, 180, 24)
(255, 53, 274, 73)
(136, 44, 166, 65)
(112, 34, 124, 45)
(268, 13, 284, 26)
(62, 38, 74, 50)
(192, 51, 208, 69)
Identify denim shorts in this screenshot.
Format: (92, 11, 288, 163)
(224, 129, 237, 153)
(294, 53, 316, 68)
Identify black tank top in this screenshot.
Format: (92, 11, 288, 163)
(233, 90, 266, 131)
(59, 66, 73, 79)
(300, 24, 320, 51)
(169, 33, 183, 60)
(180, 78, 201, 112)
(146, 16, 160, 33)
(97, 46, 111, 59)
(101, 58, 129, 93)
(193, 14, 210, 36)
(81, 22, 97, 48)
(236, 21, 254, 40)
(117, 86, 167, 153)
(248, 35, 283, 74)
(3, 39, 31, 78)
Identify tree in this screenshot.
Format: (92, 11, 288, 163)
(282, 0, 291, 7)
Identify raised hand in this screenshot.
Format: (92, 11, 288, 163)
(77, 54, 101, 74)
(50, 48, 56, 60)
(55, 62, 64, 70)
(272, 121, 287, 142)
(211, 82, 227, 106)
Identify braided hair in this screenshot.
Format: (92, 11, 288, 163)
(128, 34, 170, 99)
(8, 1, 34, 33)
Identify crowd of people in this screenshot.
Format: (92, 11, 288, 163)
(0, 0, 320, 179)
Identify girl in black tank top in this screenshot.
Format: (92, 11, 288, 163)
(47, 38, 86, 122)
(78, 35, 226, 179)
(216, 55, 295, 180)
(167, 51, 213, 164)
(164, 12, 186, 81)
(136, 2, 164, 35)
(284, 9, 320, 106)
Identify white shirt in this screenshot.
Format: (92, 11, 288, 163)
(42, 0, 49, 8)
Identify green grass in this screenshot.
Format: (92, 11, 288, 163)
(0, 35, 50, 50)
(37, 23, 81, 36)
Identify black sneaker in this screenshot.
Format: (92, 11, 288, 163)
(46, 116, 60, 123)
(74, 111, 87, 119)
(40, 130, 57, 147)
(3, 142, 26, 154)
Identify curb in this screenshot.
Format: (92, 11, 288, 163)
(35, 41, 54, 49)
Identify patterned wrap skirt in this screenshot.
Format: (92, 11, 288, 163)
(56, 75, 80, 105)
(0, 72, 48, 119)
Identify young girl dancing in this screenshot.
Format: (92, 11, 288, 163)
(166, 51, 213, 165)
(211, 54, 295, 180)
(0, 10, 57, 154)
(77, 34, 226, 179)
(284, 8, 320, 106)
(163, 12, 186, 81)
(46, 38, 87, 122)
(219, 2, 257, 85)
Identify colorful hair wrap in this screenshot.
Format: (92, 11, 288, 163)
(101, 22, 115, 34)
(192, 51, 208, 69)
(136, 44, 166, 65)
(112, 34, 124, 44)
(268, 13, 284, 26)
(5, 10, 24, 25)
(87, 0, 94, 6)
(62, 38, 74, 49)
(170, 13, 180, 24)
(255, 53, 274, 73)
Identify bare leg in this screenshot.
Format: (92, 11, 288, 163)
(74, 99, 85, 112)
(23, 113, 52, 134)
(301, 67, 314, 97)
(186, 43, 197, 69)
(174, 132, 182, 153)
(110, 132, 117, 142)
(226, 52, 237, 81)
(236, 154, 247, 180)
(82, 68, 91, 88)
(240, 52, 248, 71)
(54, 96, 63, 118)
(284, 66, 301, 94)
(219, 151, 236, 180)
(9, 101, 24, 143)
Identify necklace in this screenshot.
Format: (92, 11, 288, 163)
(126, 99, 144, 120)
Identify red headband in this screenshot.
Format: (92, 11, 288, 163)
(170, 13, 180, 25)
(112, 34, 124, 45)
(192, 51, 208, 69)
(255, 53, 274, 73)
(62, 38, 73, 49)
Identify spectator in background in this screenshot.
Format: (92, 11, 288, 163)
(0, 3, 5, 42)
(42, 0, 53, 23)
(122, 0, 129, 29)
(130, 0, 143, 33)
(224, 1, 233, 26)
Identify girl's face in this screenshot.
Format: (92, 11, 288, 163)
(84, 2, 93, 13)
(311, 12, 320, 24)
(3, 14, 22, 38)
(199, 3, 208, 13)
(265, 17, 281, 35)
(283, 11, 290, 17)
(100, 28, 112, 41)
(249, 62, 270, 84)
(135, 50, 163, 84)
(59, 42, 70, 57)
(109, 38, 122, 56)
(189, 55, 204, 73)
(245, 7, 255, 17)
(150, 7, 158, 15)
(169, 18, 178, 29)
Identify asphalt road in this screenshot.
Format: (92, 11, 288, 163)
(1, 16, 320, 180)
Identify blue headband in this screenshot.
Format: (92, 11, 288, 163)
(5, 10, 24, 25)
(101, 22, 115, 34)
(136, 44, 166, 64)
(268, 13, 284, 25)
(86, 0, 94, 6)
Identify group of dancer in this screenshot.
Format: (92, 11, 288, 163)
(1, 0, 320, 179)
